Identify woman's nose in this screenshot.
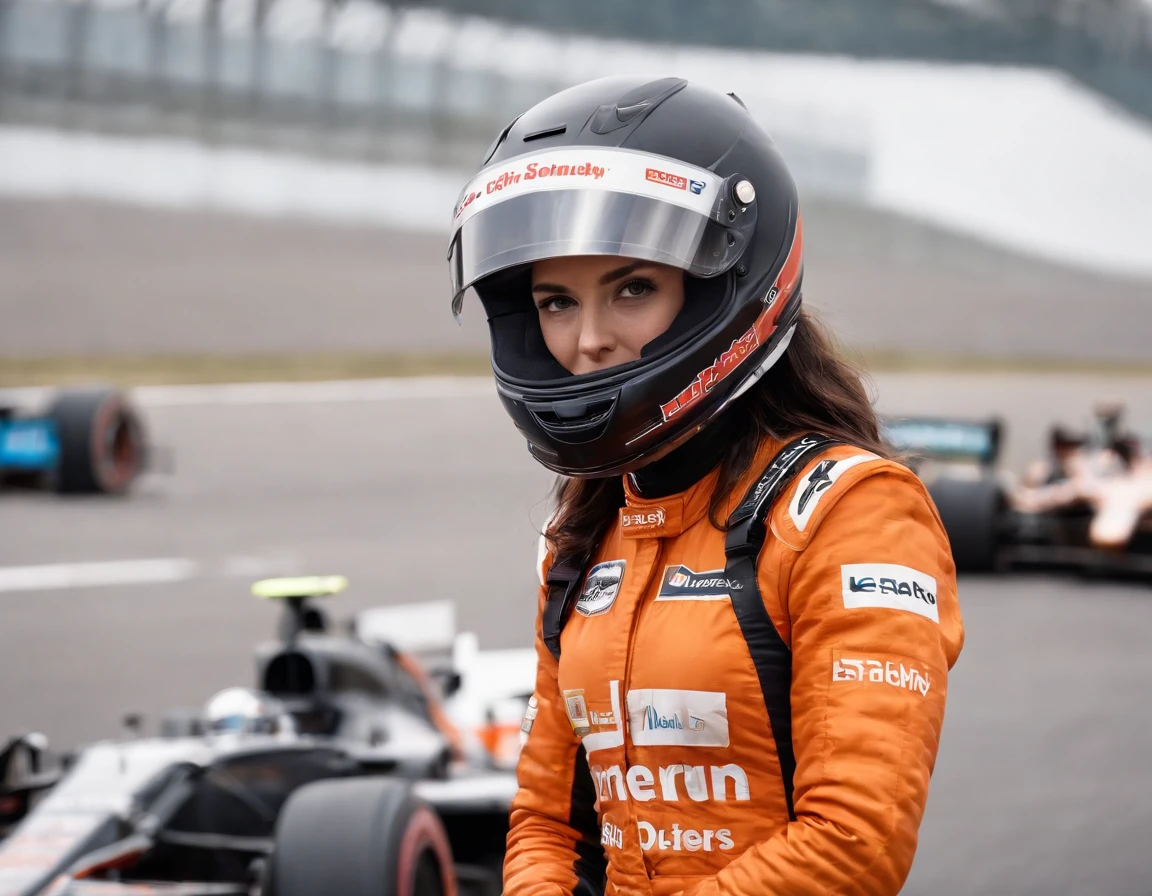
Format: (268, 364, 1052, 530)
(577, 305, 616, 366)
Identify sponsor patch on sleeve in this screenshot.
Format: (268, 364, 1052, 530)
(519, 694, 539, 744)
(840, 563, 939, 622)
(831, 650, 933, 697)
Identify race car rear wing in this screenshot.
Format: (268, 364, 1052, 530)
(881, 415, 1003, 468)
(355, 600, 457, 656)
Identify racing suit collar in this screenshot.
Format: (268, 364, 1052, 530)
(629, 410, 738, 499)
(620, 477, 710, 539)
(621, 441, 726, 539)
(620, 431, 797, 539)
(620, 412, 739, 539)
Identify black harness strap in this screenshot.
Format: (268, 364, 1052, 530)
(543, 553, 594, 662)
(723, 433, 841, 821)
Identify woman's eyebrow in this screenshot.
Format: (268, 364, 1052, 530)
(531, 281, 569, 294)
(598, 261, 645, 285)
(532, 261, 652, 294)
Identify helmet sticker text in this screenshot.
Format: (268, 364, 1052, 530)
(645, 167, 687, 191)
(657, 223, 803, 423)
(489, 161, 606, 193)
(660, 314, 773, 422)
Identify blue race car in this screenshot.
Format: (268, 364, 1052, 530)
(0, 386, 149, 495)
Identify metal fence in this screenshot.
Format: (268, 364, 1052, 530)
(419, 0, 1152, 121)
(1, 0, 1149, 175)
(0, 0, 878, 198)
(0, 0, 571, 167)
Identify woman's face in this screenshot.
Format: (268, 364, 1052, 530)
(531, 256, 686, 376)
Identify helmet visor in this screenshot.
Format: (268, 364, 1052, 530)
(448, 147, 751, 316)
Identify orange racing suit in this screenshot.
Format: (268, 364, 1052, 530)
(506, 435, 965, 896)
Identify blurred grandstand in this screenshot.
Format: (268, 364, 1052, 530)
(1, 0, 1149, 169)
(2, 0, 1151, 369)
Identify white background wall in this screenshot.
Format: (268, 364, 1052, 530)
(4, 8, 1152, 281)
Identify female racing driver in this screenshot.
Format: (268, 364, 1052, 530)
(446, 75, 965, 896)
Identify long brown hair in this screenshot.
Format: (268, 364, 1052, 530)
(543, 308, 892, 572)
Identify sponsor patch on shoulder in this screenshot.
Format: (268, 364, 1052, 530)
(840, 563, 939, 622)
(788, 453, 878, 532)
(575, 560, 626, 617)
(655, 565, 736, 601)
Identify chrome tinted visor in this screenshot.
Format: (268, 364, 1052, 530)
(448, 147, 753, 316)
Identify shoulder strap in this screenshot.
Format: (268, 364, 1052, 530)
(724, 432, 841, 821)
(542, 553, 593, 662)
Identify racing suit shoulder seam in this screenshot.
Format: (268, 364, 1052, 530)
(769, 455, 911, 551)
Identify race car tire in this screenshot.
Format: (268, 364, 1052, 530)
(46, 386, 145, 494)
(267, 777, 456, 896)
(928, 476, 1002, 573)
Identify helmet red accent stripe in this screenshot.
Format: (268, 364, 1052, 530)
(659, 215, 803, 423)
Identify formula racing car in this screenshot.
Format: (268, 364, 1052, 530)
(884, 400, 1152, 578)
(0, 386, 150, 495)
(0, 576, 537, 896)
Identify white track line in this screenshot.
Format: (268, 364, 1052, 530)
(0, 558, 199, 593)
(0, 376, 497, 409)
(0, 553, 302, 594)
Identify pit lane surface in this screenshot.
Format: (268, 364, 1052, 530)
(2, 372, 1151, 896)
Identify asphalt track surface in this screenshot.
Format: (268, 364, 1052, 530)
(2, 372, 1152, 896)
(3, 195, 1152, 363)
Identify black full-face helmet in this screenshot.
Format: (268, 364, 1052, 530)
(447, 75, 805, 479)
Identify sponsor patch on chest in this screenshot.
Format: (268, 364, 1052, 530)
(562, 682, 626, 751)
(575, 559, 626, 617)
(562, 689, 590, 735)
(625, 688, 730, 747)
(655, 565, 737, 601)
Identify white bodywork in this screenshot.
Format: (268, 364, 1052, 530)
(355, 600, 537, 769)
(1015, 449, 1152, 549)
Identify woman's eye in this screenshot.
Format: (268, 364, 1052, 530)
(620, 279, 654, 299)
(539, 295, 575, 312)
